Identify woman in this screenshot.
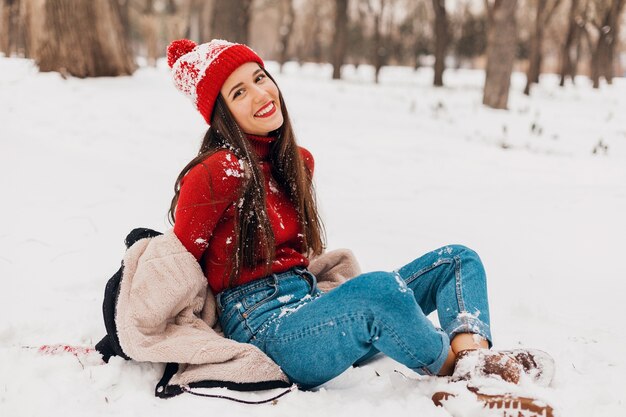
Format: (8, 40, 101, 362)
(166, 39, 547, 391)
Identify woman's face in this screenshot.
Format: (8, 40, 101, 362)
(219, 62, 283, 136)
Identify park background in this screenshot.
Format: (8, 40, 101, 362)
(2, 1, 626, 416)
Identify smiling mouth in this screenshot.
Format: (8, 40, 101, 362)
(254, 102, 277, 118)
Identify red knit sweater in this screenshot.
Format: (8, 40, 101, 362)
(173, 135, 313, 295)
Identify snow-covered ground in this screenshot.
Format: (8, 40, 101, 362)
(1, 56, 625, 417)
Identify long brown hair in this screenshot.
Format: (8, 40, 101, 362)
(168, 69, 325, 288)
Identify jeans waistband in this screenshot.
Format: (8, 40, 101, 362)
(216, 267, 317, 312)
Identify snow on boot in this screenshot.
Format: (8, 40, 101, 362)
(453, 349, 524, 384)
(501, 349, 555, 387)
(452, 348, 555, 387)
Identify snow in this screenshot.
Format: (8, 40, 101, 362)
(393, 271, 409, 293)
(269, 179, 279, 194)
(278, 302, 307, 319)
(1, 56, 626, 416)
(277, 295, 294, 303)
(438, 247, 453, 256)
(224, 167, 243, 178)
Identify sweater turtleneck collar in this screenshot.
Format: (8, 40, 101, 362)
(245, 134, 275, 160)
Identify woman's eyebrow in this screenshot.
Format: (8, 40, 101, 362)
(227, 69, 265, 98)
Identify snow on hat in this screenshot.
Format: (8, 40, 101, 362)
(167, 39, 265, 124)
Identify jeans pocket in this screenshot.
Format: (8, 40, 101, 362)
(242, 287, 276, 310)
(241, 286, 279, 318)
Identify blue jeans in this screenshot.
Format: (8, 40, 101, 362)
(216, 245, 492, 389)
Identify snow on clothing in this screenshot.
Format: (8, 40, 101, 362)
(173, 134, 314, 295)
(172, 134, 494, 388)
(114, 228, 361, 392)
(217, 244, 493, 388)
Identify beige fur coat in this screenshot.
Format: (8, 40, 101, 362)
(115, 230, 361, 389)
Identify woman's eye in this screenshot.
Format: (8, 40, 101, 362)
(255, 74, 266, 83)
(233, 89, 244, 99)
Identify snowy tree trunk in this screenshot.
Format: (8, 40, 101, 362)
(559, 0, 580, 86)
(431, 0, 448, 87)
(373, 10, 383, 83)
(591, 32, 608, 88)
(1, 0, 20, 56)
(603, 0, 625, 84)
(366, 0, 390, 84)
(1, 0, 12, 55)
(524, 0, 545, 95)
(0, 1, 9, 55)
(590, 0, 625, 88)
(524, 0, 562, 95)
(34, 0, 135, 77)
(20, 0, 38, 58)
(483, 0, 518, 110)
(331, 0, 348, 80)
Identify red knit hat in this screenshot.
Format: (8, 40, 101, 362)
(167, 39, 265, 124)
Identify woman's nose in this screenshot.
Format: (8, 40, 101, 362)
(251, 85, 269, 103)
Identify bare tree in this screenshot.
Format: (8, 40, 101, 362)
(372, 0, 388, 83)
(589, 0, 625, 88)
(210, 0, 253, 44)
(361, 0, 391, 83)
(278, 0, 296, 72)
(559, 0, 587, 86)
(1, 0, 31, 56)
(162, 0, 186, 49)
(431, 0, 448, 86)
(453, 4, 487, 69)
(290, 0, 335, 64)
(140, 0, 158, 66)
(33, 0, 136, 77)
(181, 0, 213, 43)
(483, 0, 518, 109)
(332, 0, 349, 79)
(523, 0, 563, 95)
(399, 0, 431, 70)
(1, 0, 15, 55)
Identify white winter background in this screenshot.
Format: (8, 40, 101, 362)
(1, 56, 625, 417)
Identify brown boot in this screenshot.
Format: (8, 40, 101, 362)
(453, 349, 524, 384)
(453, 348, 555, 387)
(432, 388, 555, 417)
(501, 349, 555, 387)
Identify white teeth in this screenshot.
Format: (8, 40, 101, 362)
(255, 102, 274, 117)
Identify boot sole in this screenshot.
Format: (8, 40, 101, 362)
(432, 390, 555, 417)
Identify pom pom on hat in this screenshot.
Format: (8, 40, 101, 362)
(167, 39, 264, 124)
(167, 39, 197, 68)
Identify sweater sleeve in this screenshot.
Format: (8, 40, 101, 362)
(299, 146, 314, 177)
(173, 150, 244, 261)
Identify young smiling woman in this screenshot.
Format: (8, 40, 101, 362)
(164, 39, 552, 398)
(221, 62, 283, 136)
